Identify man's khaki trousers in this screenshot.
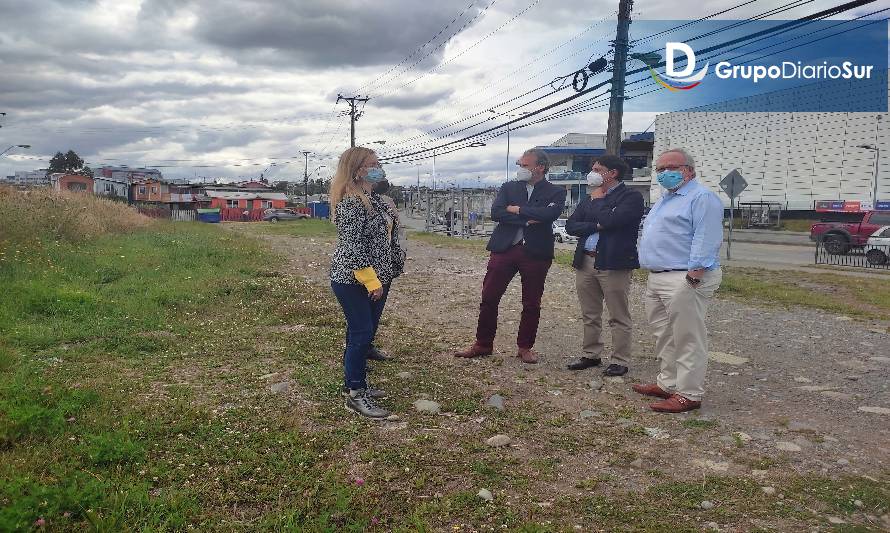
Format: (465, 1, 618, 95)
(644, 268, 722, 401)
(575, 254, 633, 365)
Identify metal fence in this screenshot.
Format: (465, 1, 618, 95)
(171, 209, 197, 222)
(815, 241, 890, 270)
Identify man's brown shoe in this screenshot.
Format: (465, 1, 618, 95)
(517, 348, 539, 364)
(650, 394, 701, 413)
(631, 383, 672, 399)
(454, 344, 492, 358)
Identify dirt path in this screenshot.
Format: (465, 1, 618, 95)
(248, 225, 889, 469)
(229, 223, 890, 529)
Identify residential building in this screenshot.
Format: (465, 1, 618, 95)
(97, 166, 163, 183)
(94, 176, 129, 200)
(168, 182, 210, 209)
(131, 178, 169, 203)
(206, 190, 287, 211)
(51, 173, 94, 193)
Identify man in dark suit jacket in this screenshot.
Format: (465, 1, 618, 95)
(456, 149, 567, 364)
(566, 154, 644, 376)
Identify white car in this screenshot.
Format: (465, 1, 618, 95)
(553, 219, 577, 244)
(864, 225, 890, 265)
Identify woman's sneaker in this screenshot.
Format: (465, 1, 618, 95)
(342, 385, 385, 398)
(345, 389, 390, 419)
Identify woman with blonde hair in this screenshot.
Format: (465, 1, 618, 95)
(329, 146, 405, 418)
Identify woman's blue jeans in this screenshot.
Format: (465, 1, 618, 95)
(330, 281, 390, 390)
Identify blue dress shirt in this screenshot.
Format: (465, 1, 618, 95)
(639, 179, 724, 271)
(583, 182, 621, 252)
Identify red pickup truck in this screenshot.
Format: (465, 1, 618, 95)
(810, 210, 890, 254)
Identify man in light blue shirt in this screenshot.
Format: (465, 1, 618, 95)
(632, 148, 724, 413)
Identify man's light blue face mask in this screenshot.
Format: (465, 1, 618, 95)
(656, 170, 684, 190)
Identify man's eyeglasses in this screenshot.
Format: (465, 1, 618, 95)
(654, 164, 690, 173)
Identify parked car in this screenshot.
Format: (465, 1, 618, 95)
(864, 225, 890, 265)
(810, 210, 890, 254)
(262, 208, 309, 222)
(553, 219, 577, 244)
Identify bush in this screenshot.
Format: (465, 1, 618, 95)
(0, 186, 152, 248)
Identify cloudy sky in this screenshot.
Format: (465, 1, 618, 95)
(0, 0, 883, 186)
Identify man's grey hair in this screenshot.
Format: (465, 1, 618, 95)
(659, 148, 696, 169)
(523, 148, 550, 172)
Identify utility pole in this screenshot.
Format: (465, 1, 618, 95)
(414, 163, 421, 217)
(302, 150, 311, 207)
(605, 0, 633, 155)
(337, 94, 370, 147)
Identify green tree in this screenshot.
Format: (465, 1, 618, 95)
(388, 185, 405, 204)
(46, 150, 93, 178)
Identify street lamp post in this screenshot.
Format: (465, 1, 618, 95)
(489, 110, 529, 181)
(304, 164, 325, 208)
(0, 144, 31, 157)
(301, 150, 312, 207)
(418, 146, 437, 190)
(857, 144, 881, 208)
(414, 163, 421, 217)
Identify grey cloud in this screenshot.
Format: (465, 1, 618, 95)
(375, 88, 454, 110)
(190, 0, 484, 68)
(176, 128, 273, 153)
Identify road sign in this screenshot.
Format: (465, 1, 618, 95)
(720, 169, 748, 199)
(720, 170, 748, 261)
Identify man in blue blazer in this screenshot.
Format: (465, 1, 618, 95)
(566, 155, 644, 376)
(456, 148, 567, 364)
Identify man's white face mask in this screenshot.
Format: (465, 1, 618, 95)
(516, 167, 533, 182)
(586, 171, 604, 188)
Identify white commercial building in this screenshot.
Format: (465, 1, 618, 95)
(652, 80, 889, 211)
(6, 170, 49, 187)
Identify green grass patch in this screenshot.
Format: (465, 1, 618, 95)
(682, 418, 719, 430)
(781, 219, 819, 233)
(4, 211, 889, 531)
(408, 230, 489, 251)
(722, 267, 890, 321)
(249, 218, 337, 238)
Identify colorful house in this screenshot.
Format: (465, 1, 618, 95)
(206, 190, 288, 211)
(51, 173, 94, 193)
(131, 178, 170, 203)
(94, 176, 129, 200)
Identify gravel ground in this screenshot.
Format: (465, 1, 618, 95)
(243, 225, 890, 489)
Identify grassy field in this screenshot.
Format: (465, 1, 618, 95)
(721, 267, 890, 323)
(410, 231, 890, 323)
(2, 194, 888, 530)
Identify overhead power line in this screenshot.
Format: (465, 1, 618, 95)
(373, 0, 546, 100)
(364, 0, 500, 98)
(381, 0, 882, 164)
(355, 0, 484, 95)
(376, 0, 782, 156)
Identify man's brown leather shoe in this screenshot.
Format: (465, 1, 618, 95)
(454, 344, 492, 358)
(517, 348, 538, 364)
(631, 383, 672, 399)
(650, 394, 701, 413)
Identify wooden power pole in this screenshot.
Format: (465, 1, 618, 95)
(605, 0, 633, 155)
(337, 94, 370, 147)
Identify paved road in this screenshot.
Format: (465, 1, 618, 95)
(399, 215, 890, 277)
(550, 239, 815, 268)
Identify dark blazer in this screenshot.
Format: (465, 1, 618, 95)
(487, 179, 567, 260)
(566, 182, 644, 270)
